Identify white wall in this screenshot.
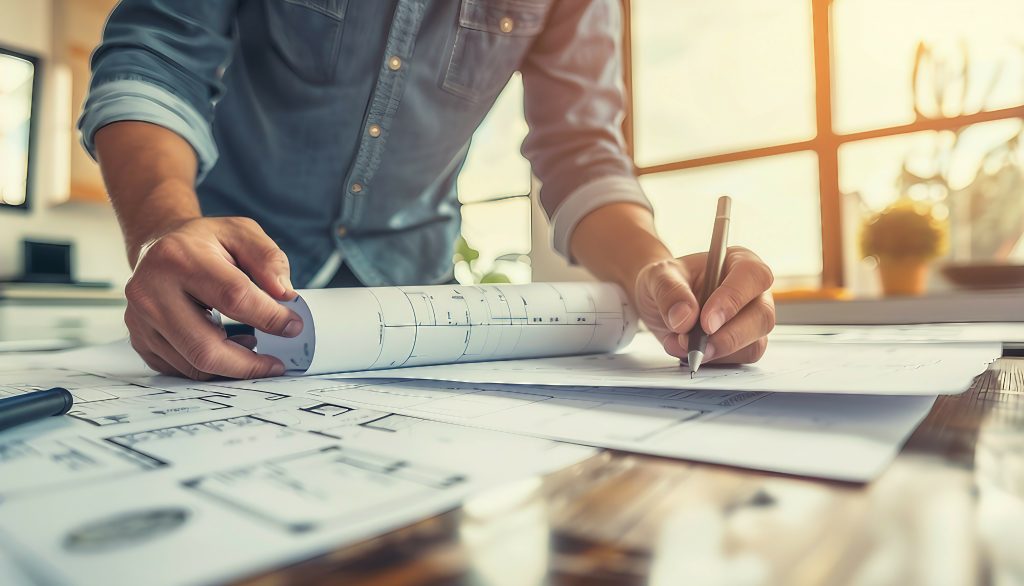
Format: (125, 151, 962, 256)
(0, 0, 130, 286)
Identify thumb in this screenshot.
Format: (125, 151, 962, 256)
(644, 260, 700, 334)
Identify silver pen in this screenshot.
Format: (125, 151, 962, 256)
(688, 195, 731, 378)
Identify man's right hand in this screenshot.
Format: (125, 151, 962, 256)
(124, 216, 301, 380)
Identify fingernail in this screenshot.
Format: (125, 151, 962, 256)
(283, 319, 303, 337)
(270, 362, 285, 376)
(668, 303, 691, 332)
(704, 342, 716, 362)
(279, 275, 295, 296)
(707, 311, 726, 334)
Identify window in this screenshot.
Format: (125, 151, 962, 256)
(0, 47, 39, 211)
(625, 0, 1024, 287)
(640, 153, 823, 278)
(456, 74, 533, 284)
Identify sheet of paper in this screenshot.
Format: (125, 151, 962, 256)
(332, 333, 1000, 396)
(0, 366, 594, 586)
(772, 323, 1024, 346)
(213, 376, 938, 483)
(0, 337, 949, 585)
(255, 282, 637, 375)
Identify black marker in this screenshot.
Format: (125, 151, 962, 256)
(0, 387, 74, 433)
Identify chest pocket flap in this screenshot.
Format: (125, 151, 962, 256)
(266, 0, 350, 84)
(459, 0, 548, 36)
(443, 0, 551, 102)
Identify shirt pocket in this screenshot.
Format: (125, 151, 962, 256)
(265, 0, 350, 84)
(442, 0, 550, 103)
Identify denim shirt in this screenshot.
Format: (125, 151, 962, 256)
(79, 0, 651, 287)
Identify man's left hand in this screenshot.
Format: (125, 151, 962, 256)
(633, 247, 776, 364)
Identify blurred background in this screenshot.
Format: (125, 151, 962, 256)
(1, 0, 1022, 346)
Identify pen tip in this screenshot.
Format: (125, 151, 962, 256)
(687, 350, 704, 378)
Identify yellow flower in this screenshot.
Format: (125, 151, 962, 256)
(860, 201, 948, 260)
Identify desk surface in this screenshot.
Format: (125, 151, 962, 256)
(242, 358, 1024, 585)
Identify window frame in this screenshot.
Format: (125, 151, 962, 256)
(620, 0, 1024, 287)
(0, 45, 41, 213)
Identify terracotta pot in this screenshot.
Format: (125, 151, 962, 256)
(877, 256, 929, 296)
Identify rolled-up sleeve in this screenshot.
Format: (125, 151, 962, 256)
(520, 0, 652, 261)
(78, 1, 238, 183)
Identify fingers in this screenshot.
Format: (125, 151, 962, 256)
(185, 259, 303, 338)
(128, 309, 216, 380)
(123, 217, 297, 381)
(154, 294, 286, 379)
(217, 217, 296, 301)
(640, 260, 700, 335)
(636, 247, 774, 366)
(227, 334, 258, 350)
(703, 291, 775, 363)
(710, 337, 769, 365)
(144, 327, 217, 381)
(136, 348, 179, 377)
(656, 331, 688, 360)
(701, 247, 774, 336)
(126, 283, 286, 380)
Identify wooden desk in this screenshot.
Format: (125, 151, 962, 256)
(243, 359, 1024, 585)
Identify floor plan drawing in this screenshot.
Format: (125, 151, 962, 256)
(184, 445, 467, 533)
(0, 364, 595, 586)
(272, 377, 937, 481)
(0, 435, 162, 498)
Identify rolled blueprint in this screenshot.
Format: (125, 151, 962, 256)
(256, 282, 638, 375)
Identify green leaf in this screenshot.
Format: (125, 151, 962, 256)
(453, 236, 480, 264)
(479, 271, 512, 284)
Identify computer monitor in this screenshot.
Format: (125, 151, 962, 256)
(22, 240, 73, 283)
(0, 46, 40, 210)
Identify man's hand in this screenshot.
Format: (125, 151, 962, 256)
(634, 247, 776, 364)
(569, 203, 775, 365)
(93, 122, 299, 380)
(124, 217, 301, 380)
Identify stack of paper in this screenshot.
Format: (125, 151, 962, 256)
(0, 283, 1002, 585)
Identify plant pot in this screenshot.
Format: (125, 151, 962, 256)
(876, 256, 930, 296)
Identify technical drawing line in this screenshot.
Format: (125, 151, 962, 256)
(257, 282, 637, 376)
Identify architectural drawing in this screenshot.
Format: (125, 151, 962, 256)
(333, 334, 1000, 395)
(256, 282, 637, 374)
(0, 330, 971, 584)
(292, 377, 938, 481)
(0, 365, 593, 586)
(0, 436, 161, 498)
(184, 445, 467, 533)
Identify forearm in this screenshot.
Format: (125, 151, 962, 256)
(94, 121, 203, 266)
(569, 203, 675, 300)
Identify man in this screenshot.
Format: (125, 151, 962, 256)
(82, 0, 776, 380)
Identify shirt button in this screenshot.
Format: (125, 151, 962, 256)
(387, 55, 402, 71)
(350, 183, 363, 194)
(368, 124, 382, 138)
(336, 226, 348, 238)
(499, 17, 514, 33)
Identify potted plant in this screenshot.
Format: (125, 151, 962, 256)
(861, 200, 948, 296)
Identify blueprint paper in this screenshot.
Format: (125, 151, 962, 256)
(254, 377, 937, 482)
(0, 337, 951, 585)
(256, 282, 637, 375)
(0, 366, 594, 586)
(772, 323, 1024, 345)
(333, 333, 1000, 396)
